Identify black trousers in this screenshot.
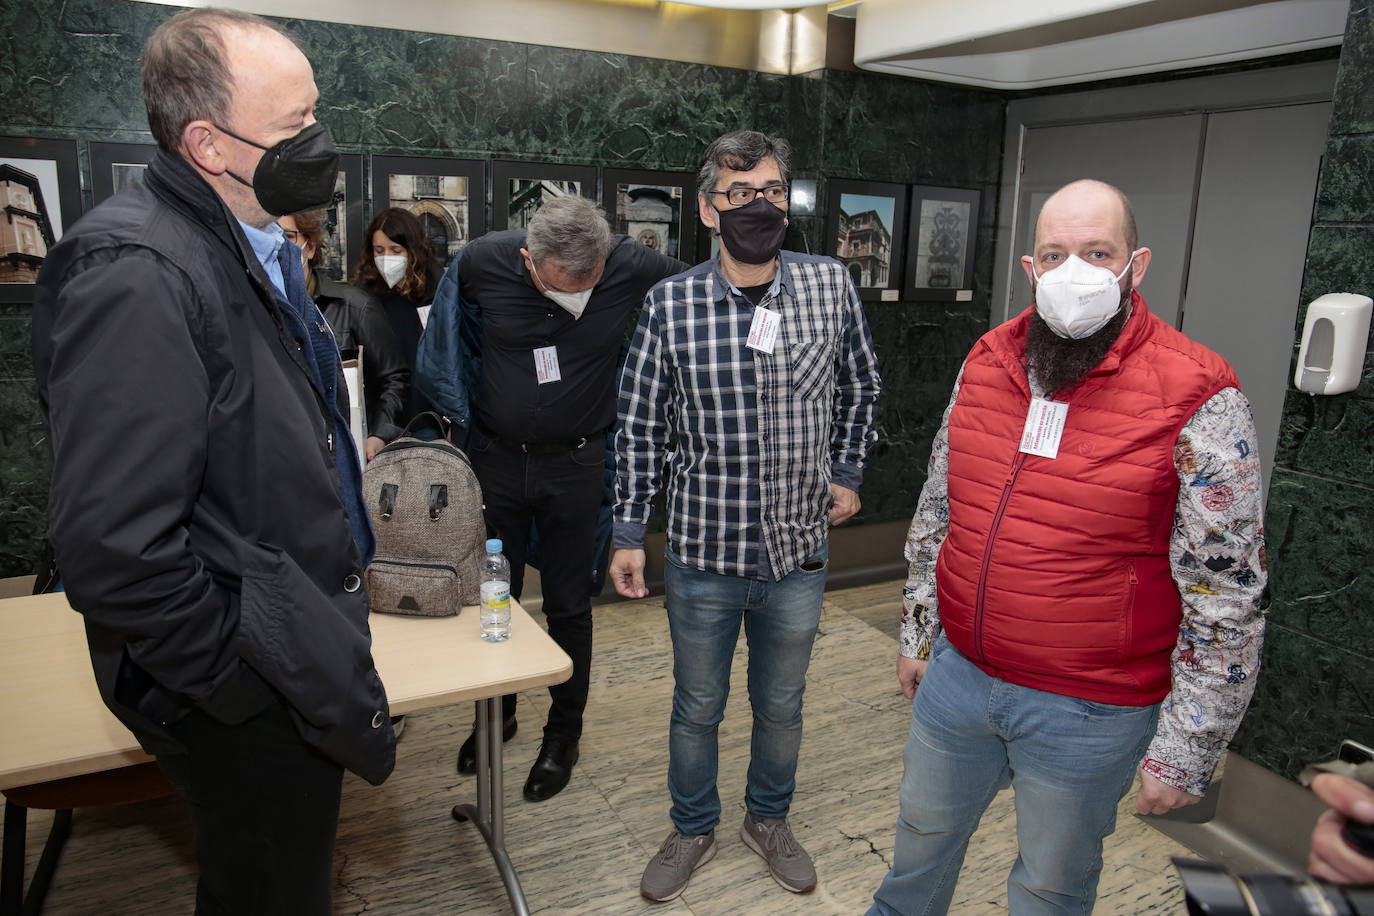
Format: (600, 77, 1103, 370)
(470, 429, 603, 742)
(155, 699, 344, 915)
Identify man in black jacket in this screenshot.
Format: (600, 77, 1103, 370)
(31, 8, 393, 913)
(417, 196, 686, 802)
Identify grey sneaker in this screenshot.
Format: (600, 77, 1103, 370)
(740, 813, 817, 893)
(640, 828, 717, 902)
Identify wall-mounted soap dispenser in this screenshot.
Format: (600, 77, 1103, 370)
(1294, 293, 1372, 395)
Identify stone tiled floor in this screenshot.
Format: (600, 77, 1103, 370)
(4, 581, 1192, 914)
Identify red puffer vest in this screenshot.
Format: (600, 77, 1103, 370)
(937, 293, 1239, 705)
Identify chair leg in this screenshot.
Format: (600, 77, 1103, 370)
(22, 809, 71, 916)
(1, 802, 27, 916)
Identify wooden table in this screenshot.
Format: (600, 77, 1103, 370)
(0, 593, 571, 915)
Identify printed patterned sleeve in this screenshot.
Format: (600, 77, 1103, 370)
(899, 372, 961, 660)
(1141, 386, 1267, 796)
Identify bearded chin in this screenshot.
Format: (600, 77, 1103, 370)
(1026, 285, 1132, 397)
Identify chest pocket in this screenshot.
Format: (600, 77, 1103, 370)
(786, 340, 834, 403)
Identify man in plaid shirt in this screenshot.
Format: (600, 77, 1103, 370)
(611, 130, 881, 902)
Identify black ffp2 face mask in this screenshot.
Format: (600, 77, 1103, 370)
(713, 196, 788, 266)
(217, 121, 340, 217)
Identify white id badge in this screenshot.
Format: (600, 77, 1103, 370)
(534, 346, 562, 384)
(746, 306, 780, 354)
(1018, 397, 1069, 459)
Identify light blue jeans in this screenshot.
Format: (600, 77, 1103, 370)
(868, 638, 1160, 916)
(662, 545, 828, 836)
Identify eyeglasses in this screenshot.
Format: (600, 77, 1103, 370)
(708, 184, 789, 207)
(281, 228, 301, 244)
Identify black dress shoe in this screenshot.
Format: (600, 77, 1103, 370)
(522, 739, 580, 802)
(456, 715, 518, 775)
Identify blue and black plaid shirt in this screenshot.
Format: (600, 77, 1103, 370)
(613, 251, 881, 580)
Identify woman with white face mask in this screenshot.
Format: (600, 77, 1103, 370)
(352, 207, 440, 427)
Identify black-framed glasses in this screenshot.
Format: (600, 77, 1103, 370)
(281, 228, 301, 244)
(708, 184, 789, 207)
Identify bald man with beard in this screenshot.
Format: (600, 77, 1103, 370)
(867, 180, 1267, 915)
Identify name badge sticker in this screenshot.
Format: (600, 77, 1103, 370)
(534, 346, 561, 384)
(746, 306, 780, 354)
(1019, 397, 1069, 459)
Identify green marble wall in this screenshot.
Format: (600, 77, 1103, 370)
(0, 0, 1004, 578)
(1227, 2, 1374, 779)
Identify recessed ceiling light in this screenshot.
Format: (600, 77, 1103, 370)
(667, 0, 833, 8)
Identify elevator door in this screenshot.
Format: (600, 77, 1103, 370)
(1009, 102, 1330, 493)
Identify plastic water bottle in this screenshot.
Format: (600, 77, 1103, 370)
(480, 538, 512, 642)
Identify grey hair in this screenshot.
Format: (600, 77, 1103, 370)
(142, 7, 295, 153)
(525, 196, 615, 279)
(697, 130, 792, 198)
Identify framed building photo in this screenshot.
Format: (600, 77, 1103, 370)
(0, 136, 81, 303)
(825, 179, 907, 302)
(905, 185, 980, 300)
(601, 167, 698, 262)
(492, 160, 596, 231)
(370, 154, 485, 274)
(90, 141, 157, 205)
(314, 153, 364, 281)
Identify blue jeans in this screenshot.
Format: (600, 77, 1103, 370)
(868, 638, 1160, 916)
(662, 545, 828, 836)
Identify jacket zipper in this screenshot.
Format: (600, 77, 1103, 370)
(974, 450, 1029, 664)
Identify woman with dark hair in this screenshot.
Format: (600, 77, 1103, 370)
(280, 209, 410, 461)
(353, 208, 441, 424)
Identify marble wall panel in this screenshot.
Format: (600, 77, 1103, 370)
(1264, 469, 1374, 649)
(1228, 622, 1374, 780)
(1313, 135, 1374, 222)
(1329, 2, 1374, 135)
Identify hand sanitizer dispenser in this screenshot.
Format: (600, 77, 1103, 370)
(1294, 292, 1372, 395)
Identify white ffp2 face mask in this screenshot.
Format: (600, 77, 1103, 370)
(376, 254, 407, 289)
(531, 261, 593, 319)
(1032, 252, 1135, 339)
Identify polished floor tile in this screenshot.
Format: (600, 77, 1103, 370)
(5, 581, 1193, 914)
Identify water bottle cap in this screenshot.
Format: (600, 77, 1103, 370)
(485, 538, 502, 553)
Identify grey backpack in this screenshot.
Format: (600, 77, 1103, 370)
(363, 414, 485, 617)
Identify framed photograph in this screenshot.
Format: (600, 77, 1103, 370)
(89, 141, 157, 205)
(825, 179, 907, 302)
(492, 160, 596, 231)
(0, 136, 81, 303)
(370, 154, 485, 274)
(905, 185, 980, 300)
(601, 168, 698, 263)
(310, 153, 364, 281)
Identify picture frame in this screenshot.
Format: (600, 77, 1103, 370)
(600, 167, 698, 263)
(313, 152, 364, 282)
(492, 160, 597, 231)
(370, 154, 485, 275)
(89, 141, 157, 205)
(0, 136, 81, 303)
(905, 184, 980, 301)
(825, 179, 907, 302)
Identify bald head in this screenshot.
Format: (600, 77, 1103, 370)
(1034, 179, 1137, 254)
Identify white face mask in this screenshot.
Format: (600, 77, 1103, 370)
(375, 254, 407, 290)
(1032, 252, 1135, 339)
(531, 261, 593, 319)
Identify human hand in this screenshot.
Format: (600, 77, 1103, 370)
(897, 655, 928, 700)
(1135, 770, 1202, 816)
(1309, 773, 1374, 885)
(830, 484, 860, 525)
(610, 548, 648, 599)
(365, 436, 385, 462)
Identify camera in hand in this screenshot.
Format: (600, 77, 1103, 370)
(1173, 857, 1374, 915)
